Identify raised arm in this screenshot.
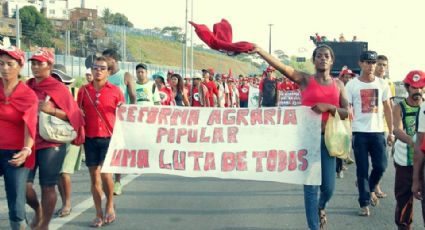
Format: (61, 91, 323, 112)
(252, 45, 309, 87)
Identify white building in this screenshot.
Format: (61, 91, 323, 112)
(6, 0, 68, 20)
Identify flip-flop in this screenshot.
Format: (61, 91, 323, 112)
(376, 191, 387, 198)
(90, 217, 103, 228)
(319, 209, 327, 229)
(58, 208, 72, 218)
(104, 213, 116, 225)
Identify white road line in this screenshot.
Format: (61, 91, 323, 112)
(50, 174, 140, 230)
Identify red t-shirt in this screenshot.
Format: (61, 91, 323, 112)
(203, 81, 218, 107)
(0, 102, 25, 149)
(159, 87, 173, 106)
(78, 82, 124, 138)
(29, 84, 61, 150)
(279, 82, 294, 91)
(238, 84, 249, 102)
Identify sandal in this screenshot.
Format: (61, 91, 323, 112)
(55, 208, 72, 218)
(104, 213, 116, 225)
(370, 193, 379, 207)
(90, 217, 103, 228)
(319, 209, 327, 229)
(376, 191, 387, 198)
(358, 206, 370, 216)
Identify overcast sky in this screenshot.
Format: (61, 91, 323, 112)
(69, 0, 425, 81)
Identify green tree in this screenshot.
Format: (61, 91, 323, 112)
(19, 6, 55, 47)
(161, 26, 184, 42)
(101, 8, 133, 27)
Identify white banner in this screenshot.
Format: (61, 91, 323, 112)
(101, 106, 322, 185)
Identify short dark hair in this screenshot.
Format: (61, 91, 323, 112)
(94, 56, 111, 69)
(377, 55, 388, 62)
(312, 44, 335, 61)
(102, 48, 121, 61)
(136, 63, 147, 70)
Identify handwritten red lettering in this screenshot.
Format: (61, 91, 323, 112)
(252, 151, 267, 172)
(298, 149, 308, 171)
(188, 151, 203, 171)
(283, 109, 297, 125)
(159, 150, 171, 169)
(126, 106, 137, 123)
(204, 152, 216, 171)
(173, 150, 186, 170)
(223, 109, 236, 125)
(207, 110, 221, 125)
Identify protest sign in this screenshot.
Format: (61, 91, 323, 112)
(101, 106, 322, 185)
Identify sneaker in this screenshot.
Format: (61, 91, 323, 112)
(358, 206, 370, 216)
(113, 181, 122, 196)
(337, 171, 344, 179)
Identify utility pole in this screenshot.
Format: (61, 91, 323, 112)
(16, 5, 20, 48)
(268, 24, 273, 54)
(183, 0, 188, 78)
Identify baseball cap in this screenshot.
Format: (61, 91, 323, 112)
(264, 66, 276, 73)
(192, 72, 202, 79)
(51, 64, 74, 84)
(227, 77, 235, 82)
(29, 49, 55, 64)
(339, 68, 356, 77)
(359, 51, 378, 62)
(136, 63, 147, 70)
(0, 46, 25, 65)
(403, 70, 425, 88)
(202, 68, 214, 75)
(167, 70, 174, 74)
(152, 71, 166, 80)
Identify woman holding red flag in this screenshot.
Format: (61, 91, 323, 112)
(0, 46, 38, 230)
(251, 44, 349, 230)
(26, 49, 84, 230)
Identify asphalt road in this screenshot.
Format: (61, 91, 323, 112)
(0, 156, 423, 230)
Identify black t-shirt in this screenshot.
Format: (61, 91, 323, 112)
(262, 77, 277, 106)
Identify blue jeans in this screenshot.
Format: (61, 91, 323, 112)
(303, 136, 336, 230)
(0, 149, 30, 230)
(353, 132, 387, 207)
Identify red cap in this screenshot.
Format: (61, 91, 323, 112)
(265, 66, 276, 73)
(0, 46, 26, 65)
(404, 70, 425, 88)
(29, 49, 55, 64)
(227, 77, 235, 82)
(339, 69, 355, 77)
(167, 70, 174, 74)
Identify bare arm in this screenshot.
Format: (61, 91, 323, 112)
(9, 125, 34, 167)
(383, 99, 395, 145)
(253, 45, 309, 87)
(393, 104, 414, 146)
(124, 72, 137, 104)
(413, 132, 425, 200)
(183, 88, 190, 106)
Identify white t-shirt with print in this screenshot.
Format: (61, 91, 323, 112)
(345, 77, 391, 132)
(135, 81, 161, 106)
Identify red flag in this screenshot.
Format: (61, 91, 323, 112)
(189, 19, 254, 55)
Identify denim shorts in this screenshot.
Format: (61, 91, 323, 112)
(27, 145, 67, 186)
(84, 137, 111, 167)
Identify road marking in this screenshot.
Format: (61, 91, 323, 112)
(50, 174, 140, 230)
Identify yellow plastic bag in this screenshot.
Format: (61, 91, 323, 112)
(324, 112, 352, 159)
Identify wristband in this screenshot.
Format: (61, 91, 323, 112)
(22, 147, 32, 156)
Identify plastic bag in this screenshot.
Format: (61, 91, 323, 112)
(324, 112, 352, 159)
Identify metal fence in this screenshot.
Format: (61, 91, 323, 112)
(21, 52, 199, 80)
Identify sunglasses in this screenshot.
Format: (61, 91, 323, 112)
(92, 65, 108, 71)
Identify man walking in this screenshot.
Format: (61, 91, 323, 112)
(345, 51, 394, 216)
(393, 70, 425, 229)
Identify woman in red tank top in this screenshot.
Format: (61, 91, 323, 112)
(251, 44, 349, 230)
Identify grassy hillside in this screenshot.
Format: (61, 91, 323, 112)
(126, 35, 258, 76)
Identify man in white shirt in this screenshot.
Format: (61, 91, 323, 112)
(345, 51, 394, 216)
